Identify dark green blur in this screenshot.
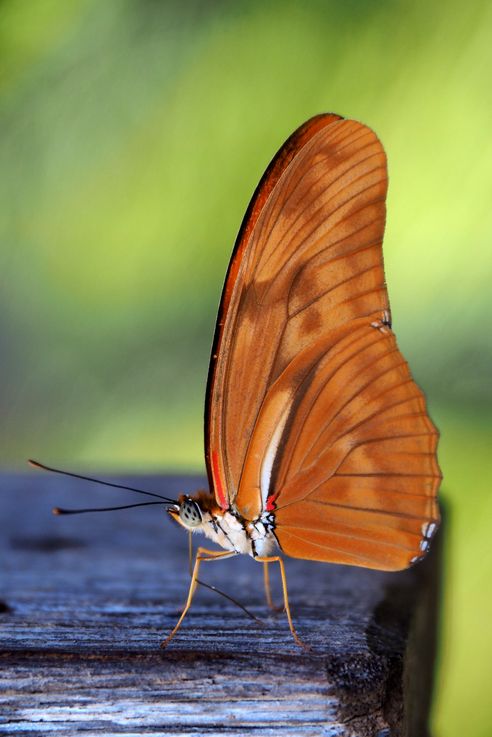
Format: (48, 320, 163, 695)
(1, 1, 491, 733)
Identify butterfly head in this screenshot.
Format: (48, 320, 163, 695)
(168, 495, 203, 529)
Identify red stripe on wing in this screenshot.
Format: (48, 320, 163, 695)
(211, 450, 228, 510)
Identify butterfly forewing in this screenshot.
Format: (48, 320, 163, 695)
(205, 113, 343, 508)
(206, 114, 441, 570)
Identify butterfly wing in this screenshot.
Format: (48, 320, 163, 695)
(206, 114, 441, 570)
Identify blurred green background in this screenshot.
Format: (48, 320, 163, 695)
(1, 0, 491, 733)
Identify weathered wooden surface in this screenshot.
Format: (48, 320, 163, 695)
(0, 473, 441, 736)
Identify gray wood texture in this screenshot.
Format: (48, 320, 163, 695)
(0, 473, 441, 736)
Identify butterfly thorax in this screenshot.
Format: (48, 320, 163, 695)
(168, 490, 277, 558)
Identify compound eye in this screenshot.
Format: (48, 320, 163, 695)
(178, 498, 202, 528)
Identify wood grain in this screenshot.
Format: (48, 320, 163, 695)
(0, 473, 441, 736)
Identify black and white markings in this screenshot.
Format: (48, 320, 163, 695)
(410, 520, 438, 565)
(371, 309, 392, 334)
(178, 497, 203, 527)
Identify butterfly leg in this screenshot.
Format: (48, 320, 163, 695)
(262, 560, 283, 612)
(256, 556, 310, 650)
(160, 547, 235, 649)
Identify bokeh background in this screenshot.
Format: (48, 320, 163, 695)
(1, 0, 491, 733)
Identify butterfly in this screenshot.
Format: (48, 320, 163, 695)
(36, 113, 441, 648)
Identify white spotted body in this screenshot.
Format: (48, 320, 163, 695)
(169, 495, 277, 558)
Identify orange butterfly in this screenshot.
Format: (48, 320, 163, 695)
(37, 113, 441, 648)
(164, 113, 441, 647)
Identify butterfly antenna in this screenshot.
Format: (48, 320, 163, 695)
(28, 459, 176, 503)
(32, 460, 260, 621)
(53, 501, 168, 515)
